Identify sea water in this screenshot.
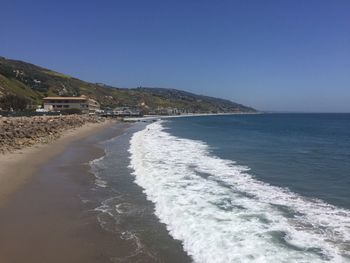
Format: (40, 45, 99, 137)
(129, 114, 350, 262)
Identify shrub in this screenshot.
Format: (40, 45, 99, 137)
(0, 94, 29, 111)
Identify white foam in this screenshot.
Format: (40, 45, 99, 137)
(90, 156, 108, 188)
(128, 121, 350, 263)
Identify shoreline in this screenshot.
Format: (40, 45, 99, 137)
(0, 119, 115, 207)
(0, 121, 133, 262)
(0, 119, 193, 263)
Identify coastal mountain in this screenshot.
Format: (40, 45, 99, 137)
(0, 56, 256, 113)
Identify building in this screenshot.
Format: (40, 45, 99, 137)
(88, 98, 100, 114)
(113, 107, 141, 117)
(43, 96, 100, 114)
(153, 107, 180, 115)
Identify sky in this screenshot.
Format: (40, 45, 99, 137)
(1, 0, 350, 112)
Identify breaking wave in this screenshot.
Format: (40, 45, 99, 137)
(128, 121, 350, 263)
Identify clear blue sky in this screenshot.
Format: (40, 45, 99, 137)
(1, 0, 350, 112)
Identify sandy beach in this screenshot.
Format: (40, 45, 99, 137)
(0, 119, 115, 207)
(0, 120, 132, 263)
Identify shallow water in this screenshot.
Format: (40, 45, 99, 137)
(90, 123, 192, 263)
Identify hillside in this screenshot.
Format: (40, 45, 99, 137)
(0, 56, 256, 113)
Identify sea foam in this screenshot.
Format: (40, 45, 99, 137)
(129, 121, 350, 263)
(90, 156, 108, 188)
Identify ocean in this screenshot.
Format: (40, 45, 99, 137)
(92, 114, 350, 262)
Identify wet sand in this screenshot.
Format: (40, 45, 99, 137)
(0, 122, 133, 263)
(0, 120, 115, 207)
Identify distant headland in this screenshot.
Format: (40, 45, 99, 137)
(0, 56, 256, 116)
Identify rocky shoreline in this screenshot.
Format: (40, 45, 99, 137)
(0, 115, 106, 154)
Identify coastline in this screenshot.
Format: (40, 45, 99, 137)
(2, 113, 347, 262)
(0, 120, 192, 263)
(0, 119, 116, 207)
(0, 121, 133, 262)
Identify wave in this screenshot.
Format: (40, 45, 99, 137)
(89, 155, 108, 188)
(128, 121, 350, 263)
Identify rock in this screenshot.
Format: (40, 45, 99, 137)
(0, 115, 106, 154)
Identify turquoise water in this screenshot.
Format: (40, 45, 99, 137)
(165, 113, 350, 209)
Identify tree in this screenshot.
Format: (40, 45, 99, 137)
(0, 94, 29, 111)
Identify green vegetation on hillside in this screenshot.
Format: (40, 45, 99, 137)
(0, 56, 256, 113)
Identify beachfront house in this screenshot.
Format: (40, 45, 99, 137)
(113, 107, 141, 117)
(43, 96, 100, 114)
